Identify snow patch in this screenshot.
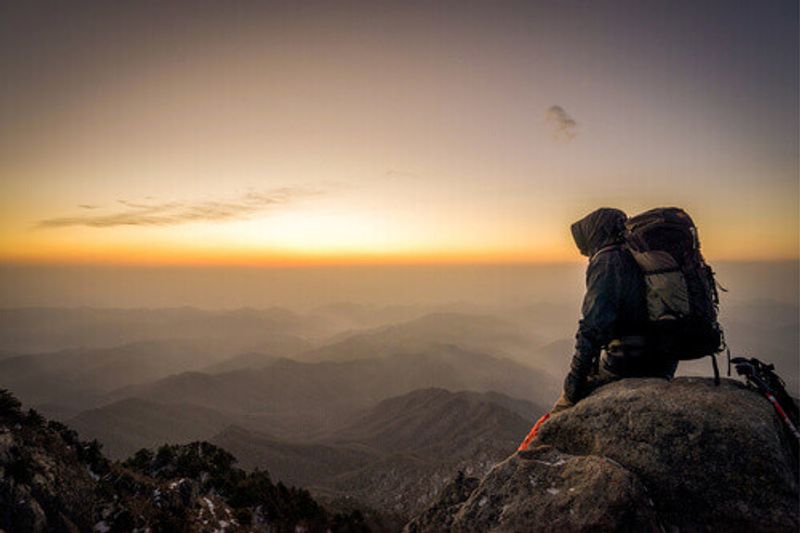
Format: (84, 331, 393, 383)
(534, 458, 567, 467)
(204, 496, 216, 517)
(86, 465, 100, 481)
(212, 520, 230, 533)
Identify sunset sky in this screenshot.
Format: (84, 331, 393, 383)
(1, 0, 797, 265)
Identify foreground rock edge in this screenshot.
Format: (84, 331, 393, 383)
(406, 377, 799, 532)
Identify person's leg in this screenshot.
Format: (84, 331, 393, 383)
(584, 358, 623, 395)
(550, 355, 629, 414)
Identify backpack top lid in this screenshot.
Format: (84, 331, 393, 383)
(625, 207, 699, 259)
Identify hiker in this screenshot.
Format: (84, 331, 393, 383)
(553, 208, 678, 413)
(519, 207, 724, 449)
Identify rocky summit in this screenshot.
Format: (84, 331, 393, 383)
(0, 389, 368, 533)
(406, 377, 799, 532)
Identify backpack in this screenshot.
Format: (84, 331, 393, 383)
(624, 208, 724, 372)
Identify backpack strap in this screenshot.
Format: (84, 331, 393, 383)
(590, 244, 622, 262)
(711, 353, 720, 386)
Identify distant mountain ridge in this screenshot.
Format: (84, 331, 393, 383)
(18, 383, 546, 525)
(4, 302, 795, 531)
(0, 306, 331, 353)
(212, 388, 545, 520)
(69, 398, 232, 458)
(0, 307, 561, 426)
(98, 345, 554, 440)
(301, 312, 542, 364)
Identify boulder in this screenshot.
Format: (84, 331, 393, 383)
(407, 377, 799, 532)
(406, 445, 659, 532)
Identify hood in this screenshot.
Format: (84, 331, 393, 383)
(571, 208, 627, 257)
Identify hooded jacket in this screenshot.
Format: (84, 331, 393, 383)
(564, 208, 675, 403)
(570, 208, 627, 258)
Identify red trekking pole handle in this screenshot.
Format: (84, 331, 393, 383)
(764, 392, 800, 441)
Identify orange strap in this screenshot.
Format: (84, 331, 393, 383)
(517, 412, 551, 451)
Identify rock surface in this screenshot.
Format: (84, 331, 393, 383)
(407, 377, 799, 532)
(406, 446, 658, 532)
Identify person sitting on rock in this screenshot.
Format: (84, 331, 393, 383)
(553, 207, 678, 412)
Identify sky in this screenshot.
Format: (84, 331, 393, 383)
(1, 0, 797, 266)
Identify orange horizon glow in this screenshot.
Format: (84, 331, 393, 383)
(0, 245, 574, 268)
(2, 244, 797, 268)
(2, 195, 796, 267)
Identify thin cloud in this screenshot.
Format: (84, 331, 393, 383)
(38, 188, 321, 229)
(545, 105, 578, 140)
(385, 169, 422, 180)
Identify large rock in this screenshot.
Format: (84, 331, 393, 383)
(407, 377, 799, 532)
(406, 446, 659, 532)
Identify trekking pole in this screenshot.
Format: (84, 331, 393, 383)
(761, 389, 800, 441)
(731, 358, 800, 442)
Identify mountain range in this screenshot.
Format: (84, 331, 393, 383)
(2, 301, 795, 527)
(212, 388, 542, 519)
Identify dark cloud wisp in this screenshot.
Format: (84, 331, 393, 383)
(545, 105, 578, 140)
(37, 188, 321, 229)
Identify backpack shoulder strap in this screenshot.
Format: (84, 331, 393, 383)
(590, 243, 623, 262)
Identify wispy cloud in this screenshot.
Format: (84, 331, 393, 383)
(545, 105, 578, 140)
(384, 169, 422, 180)
(37, 188, 321, 229)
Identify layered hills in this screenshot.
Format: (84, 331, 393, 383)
(69, 398, 232, 457)
(2, 303, 798, 530)
(0, 306, 558, 524)
(213, 389, 542, 518)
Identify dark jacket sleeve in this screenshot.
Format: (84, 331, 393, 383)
(563, 250, 625, 402)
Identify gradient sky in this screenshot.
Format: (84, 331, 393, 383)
(1, 0, 797, 265)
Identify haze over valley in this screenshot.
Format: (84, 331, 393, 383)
(1, 260, 796, 521)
